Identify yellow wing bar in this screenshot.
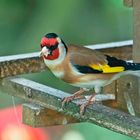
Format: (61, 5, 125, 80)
(89, 64, 125, 73)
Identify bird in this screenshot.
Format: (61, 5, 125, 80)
(39, 32, 140, 114)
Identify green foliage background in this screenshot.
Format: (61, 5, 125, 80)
(0, 0, 134, 140)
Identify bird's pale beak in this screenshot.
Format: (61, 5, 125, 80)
(39, 47, 49, 58)
(39, 51, 43, 57)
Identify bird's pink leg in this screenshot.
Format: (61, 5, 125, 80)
(80, 94, 96, 115)
(79, 87, 103, 115)
(62, 88, 86, 107)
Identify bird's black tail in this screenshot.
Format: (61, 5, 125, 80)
(106, 55, 140, 71)
(124, 61, 140, 71)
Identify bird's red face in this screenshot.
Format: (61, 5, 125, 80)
(40, 34, 60, 60)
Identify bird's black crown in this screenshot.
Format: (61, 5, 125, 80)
(45, 33, 58, 38)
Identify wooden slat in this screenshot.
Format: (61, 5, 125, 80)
(0, 77, 140, 139)
(22, 103, 78, 127)
(86, 40, 132, 60)
(99, 46, 132, 60)
(0, 52, 46, 78)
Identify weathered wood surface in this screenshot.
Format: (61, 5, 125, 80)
(0, 77, 140, 139)
(124, 0, 133, 7)
(0, 41, 132, 78)
(123, 0, 140, 119)
(22, 103, 78, 127)
(117, 76, 140, 117)
(0, 52, 46, 78)
(133, 0, 140, 62)
(86, 40, 132, 60)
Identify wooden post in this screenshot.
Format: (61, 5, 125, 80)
(117, 0, 140, 118)
(133, 0, 140, 62)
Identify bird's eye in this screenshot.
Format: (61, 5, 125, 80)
(50, 44, 58, 50)
(47, 44, 58, 55)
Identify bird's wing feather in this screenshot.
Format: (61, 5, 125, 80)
(68, 45, 125, 74)
(69, 45, 107, 65)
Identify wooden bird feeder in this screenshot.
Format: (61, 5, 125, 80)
(0, 0, 140, 139)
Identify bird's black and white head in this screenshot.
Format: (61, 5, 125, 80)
(40, 33, 67, 64)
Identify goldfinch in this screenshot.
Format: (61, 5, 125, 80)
(40, 33, 140, 114)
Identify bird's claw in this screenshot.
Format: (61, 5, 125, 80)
(79, 103, 87, 115)
(78, 96, 96, 115)
(62, 95, 75, 108)
(62, 96, 87, 115)
(62, 94, 96, 115)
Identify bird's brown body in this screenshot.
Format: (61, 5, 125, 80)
(47, 45, 114, 86)
(40, 33, 140, 114)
